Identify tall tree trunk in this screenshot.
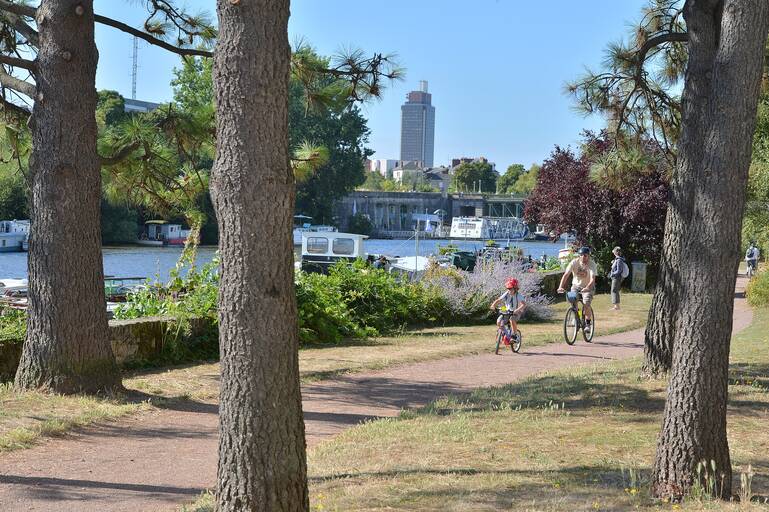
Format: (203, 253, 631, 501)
(652, 0, 769, 499)
(15, 0, 119, 394)
(211, 1, 308, 510)
(642, 247, 677, 376)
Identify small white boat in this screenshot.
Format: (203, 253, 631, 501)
(388, 255, 431, 280)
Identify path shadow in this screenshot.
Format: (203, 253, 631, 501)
(303, 376, 466, 412)
(0, 474, 203, 503)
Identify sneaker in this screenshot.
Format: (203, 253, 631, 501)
(584, 320, 592, 331)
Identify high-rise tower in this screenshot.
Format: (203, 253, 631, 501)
(400, 80, 435, 167)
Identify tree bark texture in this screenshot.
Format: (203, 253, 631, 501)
(15, 0, 120, 394)
(652, 0, 769, 499)
(211, 1, 308, 510)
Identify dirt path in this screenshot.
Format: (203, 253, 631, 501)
(0, 280, 753, 512)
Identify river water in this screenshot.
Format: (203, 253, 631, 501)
(0, 239, 565, 282)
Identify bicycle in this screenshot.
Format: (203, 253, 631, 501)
(563, 291, 595, 345)
(494, 307, 522, 354)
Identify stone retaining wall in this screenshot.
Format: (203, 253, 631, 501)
(0, 316, 214, 382)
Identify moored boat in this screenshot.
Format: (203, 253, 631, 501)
(138, 220, 194, 247)
(293, 215, 337, 245)
(0, 220, 29, 253)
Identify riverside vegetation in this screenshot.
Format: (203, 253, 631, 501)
(0, 255, 652, 454)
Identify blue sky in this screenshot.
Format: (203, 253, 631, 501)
(94, 0, 646, 170)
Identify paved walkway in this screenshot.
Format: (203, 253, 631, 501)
(0, 279, 753, 511)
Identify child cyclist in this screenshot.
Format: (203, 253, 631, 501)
(490, 277, 527, 340)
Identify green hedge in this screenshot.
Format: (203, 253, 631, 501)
(747, 269, 769, 307)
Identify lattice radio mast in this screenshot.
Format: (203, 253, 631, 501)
(131, 36, 138, 100)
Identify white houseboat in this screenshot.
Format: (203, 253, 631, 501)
(449, 217, 528, 241)
(0, 220, 29, 252)
(293, 215, 337, 246)
(138, 220, 193, 247)
(300, 231, 367, 273)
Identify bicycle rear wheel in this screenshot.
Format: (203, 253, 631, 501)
(512, 329, 522, 353)
(582, 304, 595, 342)
(564, 308, 578, 345)
(495, 330, 502, 354)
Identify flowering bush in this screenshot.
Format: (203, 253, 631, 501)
(424, 260, 552, 321)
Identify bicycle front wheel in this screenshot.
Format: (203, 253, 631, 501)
(564, 308, 578, 345)
(512, 329, 522, 353)
(582, 304, 595, 342)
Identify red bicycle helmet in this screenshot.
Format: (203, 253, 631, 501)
(505, 278, 519, 289)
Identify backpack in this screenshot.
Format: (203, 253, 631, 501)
(620, 259, 630, 279)
(747, 247, 756, 259)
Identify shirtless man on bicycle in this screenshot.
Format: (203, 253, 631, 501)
(557, 246, 597, 330)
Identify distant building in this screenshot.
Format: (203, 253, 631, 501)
(392, 160, 424, 183)
(450, 156, 496, 173)
(369, 158, 400, 177)
(124, 98, 160, 113)
(400, 81, 436, 168)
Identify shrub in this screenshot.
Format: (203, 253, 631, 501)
(424, 260, 552, 321)
(327, 261, 447, 332)
(296, 271, 368, 343)
(0, 308, 25, 346)
(746, 269, 769, 307)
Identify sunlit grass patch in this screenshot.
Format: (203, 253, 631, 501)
(305, 308, 769, 511)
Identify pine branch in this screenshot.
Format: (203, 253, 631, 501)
(94, 14, 212, 58)
(0, 66, 34, 98)
(0, 54, 35, 72)
(100, 140, 142, 167)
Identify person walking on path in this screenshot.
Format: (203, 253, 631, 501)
(609, 246, 628, 311)
(746, 241, 760, 276)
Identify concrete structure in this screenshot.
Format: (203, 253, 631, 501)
(335, 191, 526, 237)
(0, 315, 214, 382)
(369, 158, 400, 177)
(124, 98, 160, 113)
(400, 81, 436, 167)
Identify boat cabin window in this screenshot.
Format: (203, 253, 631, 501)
(332, 238, 355, 255)
(307, 237, 329, 254)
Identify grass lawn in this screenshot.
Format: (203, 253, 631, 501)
(303, 307, 769, 511)
(0, 292, 651, 455)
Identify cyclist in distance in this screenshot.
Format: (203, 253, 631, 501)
(557, 246, 597, 330)
(490, 277, 527, 337)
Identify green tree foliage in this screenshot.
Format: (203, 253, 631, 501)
(496, 163, 525, 193)
(348, 212, 374, 235)
(744, 79, 769, 257)
(291, 77, 372, 222)
(170, 49, 376, 226)
(100, 200, 139, 245)
(452, 160, 498, 193)
(0, 166, 26, 220)
(511, 164, 540, 195)
(359, 171, 403, 191)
